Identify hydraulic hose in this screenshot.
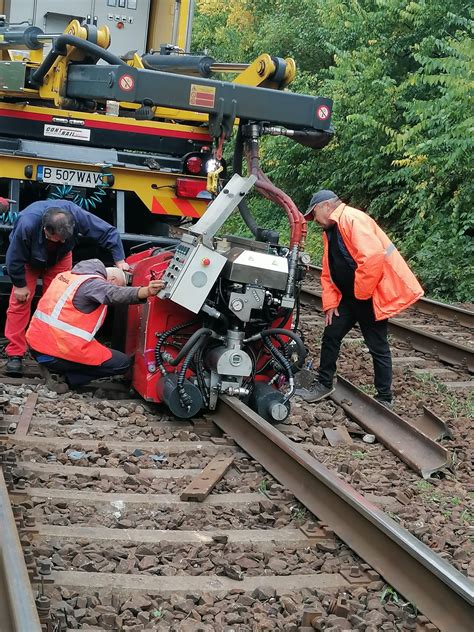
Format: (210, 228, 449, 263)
(30, 34, 127, 87)
(262, 335, 294, 404)
(177, 336, 209, 410)
(244, 327, 306, 368)
(246, 138, 307, 249)
(155, 319, 198, 375)
(167, 328, 216, 366)
(233, 125, 279, 243)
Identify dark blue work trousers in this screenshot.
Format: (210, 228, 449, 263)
(318, 296, 392, 401)
(31, 349, 131, 386)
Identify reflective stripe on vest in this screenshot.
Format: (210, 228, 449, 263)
(33, 275, 107, 342)
(385, 243, 396, 257)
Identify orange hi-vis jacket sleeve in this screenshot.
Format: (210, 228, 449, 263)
(321, 204, 424, 320)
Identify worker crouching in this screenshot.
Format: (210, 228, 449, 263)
(26, 259, 164, 391)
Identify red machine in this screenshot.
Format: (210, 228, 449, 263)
(125, 174, 308, 421)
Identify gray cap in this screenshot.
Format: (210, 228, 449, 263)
(304, 189, 338, 217)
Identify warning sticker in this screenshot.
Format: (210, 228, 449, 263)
(119, 74, 135, 92)
(317, 105, 330, 121)
(190, 84, 216, 109)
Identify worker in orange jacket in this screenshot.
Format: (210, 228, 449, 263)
(26, 259, 164, 391)
(302, 190, 424, 406)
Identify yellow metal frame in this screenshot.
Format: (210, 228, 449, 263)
(0, 155, 208, 218)
(232, 55, 296, 89)
(0, 18, 300, 221)
(0, 101, 210, 137)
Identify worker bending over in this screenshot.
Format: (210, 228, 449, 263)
(303, 190, 423, 407)
(4, 200, 129, 376)
(26, 259, 164, 390)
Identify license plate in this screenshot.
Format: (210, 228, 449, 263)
(37, 166, 105, 189)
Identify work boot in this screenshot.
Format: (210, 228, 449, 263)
(5, 356, 23, 376)
(295, 380, 335, 403)
(38, 365, 69, 395)
(374, 397, 393, 410)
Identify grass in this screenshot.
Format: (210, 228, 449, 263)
(414, 481, 473, 523)
(351, 450, 367, 460)
(413, 371, 474, 419)
(380, 585, 400, 604)
(257, 478, 269, 494)
(290, 506, 308, 521)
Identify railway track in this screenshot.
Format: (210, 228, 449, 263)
(302, 265, 474, 374)
(0, 363, 473, 631)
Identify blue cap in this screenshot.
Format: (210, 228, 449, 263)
(304, 189, 337, 217)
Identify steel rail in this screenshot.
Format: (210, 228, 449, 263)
(306, 264, 474, 328)
(0, 470, 41, 632)
(330, 375, 451, 478)
(212, 396, 474, 632)
(300, 287, 474, 372)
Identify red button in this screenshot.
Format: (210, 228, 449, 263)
(201, 258, 211, 266)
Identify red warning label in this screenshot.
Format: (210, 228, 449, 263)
(190, 84, 216, 109)
(317, 105, 330, 121)
(119, 74, 135, 92)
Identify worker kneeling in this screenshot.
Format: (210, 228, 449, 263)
(26, 259, 164, 391)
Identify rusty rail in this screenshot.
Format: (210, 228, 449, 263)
(212, 396, 474, 632)
(300, 287, 474, 372)
(0, 469, 41, 632)
(330, 375, 451, 478)
(306, 264, 474, 328)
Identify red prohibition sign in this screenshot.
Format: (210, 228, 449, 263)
(119, 74, 135, 92)
(317, 105, 330, 120)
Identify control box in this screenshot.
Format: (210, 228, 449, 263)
(4, 0, 151, 57)
(159, 235, 226, 313)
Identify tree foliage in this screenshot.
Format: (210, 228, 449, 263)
(193, 0, 474, 301)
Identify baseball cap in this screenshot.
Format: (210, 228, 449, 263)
(304, 189, 337, 217)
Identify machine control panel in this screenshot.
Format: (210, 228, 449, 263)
(159, 238, 227, 314)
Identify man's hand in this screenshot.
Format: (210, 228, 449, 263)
(13, 286, 30, 303)
(115, 260, 131, 271)
(325, 307, 339, 326)
(137, 279, 165, 300)
(147, 279, 165, 296)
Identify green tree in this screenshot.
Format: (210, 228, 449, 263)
(193, 0, 474, 300)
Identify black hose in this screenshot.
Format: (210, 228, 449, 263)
(30, 34, 127, 87)
(154, 319, 198, 375)
(168, 328, 214, 366)
(263, 336, 292, 379)
(177, 337, 208, 410)
(248, 327, 306, 366)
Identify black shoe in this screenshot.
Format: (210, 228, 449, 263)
(295, 380, 335, 403)
(375, 397, 393, 410)
(5, 356, 23, 376)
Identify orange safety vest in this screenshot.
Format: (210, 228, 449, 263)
(26, 271, 112, 365)
(321, 204, 424, 320)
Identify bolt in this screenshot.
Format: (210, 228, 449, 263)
(38, 560, 52, 576)
(35, 594, 51, 622)
(23, 549, 34, 564)
(349, 565, 362, 577)
(24, 516, 36, 527)
(301, 606, 323, 625)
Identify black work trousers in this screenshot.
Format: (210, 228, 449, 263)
(318, 296, 392, 401)
(33, 349, 132, 386)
